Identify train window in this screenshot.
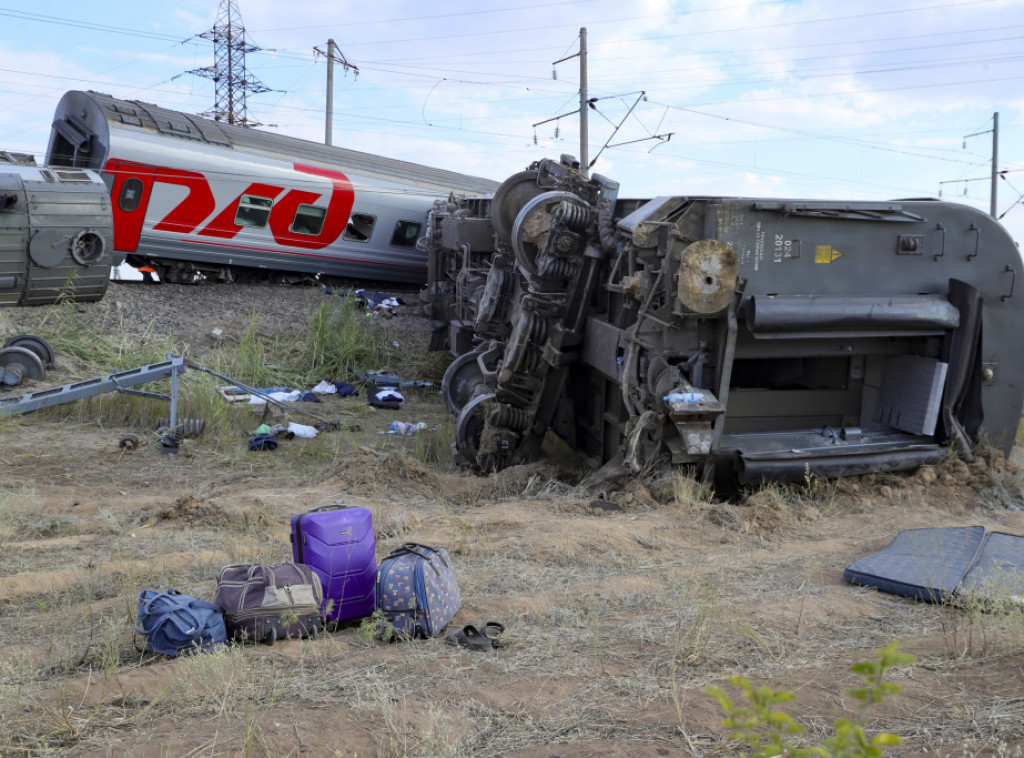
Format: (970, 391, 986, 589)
(291, 204, 327, 235)
(235, 195, 273, 228)
(119, 178, 144, 212)
(390, 220, 422, 247)
(343, 212, 377, 243)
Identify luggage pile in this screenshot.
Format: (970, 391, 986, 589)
(135, 504, 470, 658)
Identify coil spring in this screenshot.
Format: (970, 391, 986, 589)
(537, 255, 578, 279)
(492, 404, 531, 431)
(519, 347, 542, 373)
(523, 311, 548, 342)
(558, 200, 591, 231)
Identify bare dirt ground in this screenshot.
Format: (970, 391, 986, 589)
(1, 282, 1024, 757)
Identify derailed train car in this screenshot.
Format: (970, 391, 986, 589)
(0, 152, 114, 306)
(425, 155, 1024, 486)
(46, 91, 498, 285)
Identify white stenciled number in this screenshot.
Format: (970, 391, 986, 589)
(773, 234, 794, 263)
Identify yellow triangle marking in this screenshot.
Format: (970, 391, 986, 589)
(814, 245, 844, 263)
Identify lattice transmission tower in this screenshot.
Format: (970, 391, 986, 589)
(189, 0, 270, 127)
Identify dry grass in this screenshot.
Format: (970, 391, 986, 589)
(3, 289, 1024, 756)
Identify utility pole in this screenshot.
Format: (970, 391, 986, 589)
(537, 31, 666, 171)
(315, 40, 358, 147)
(946, 112, 1001, 218)
(544, 29, 591, 175)
(326, 39, 335, 146)
(991, 112, 999, 218)
(579, 27, 588, 176)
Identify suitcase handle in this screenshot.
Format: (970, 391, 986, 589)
(388, 542, 450, 573)
(309, 504, 352, 513)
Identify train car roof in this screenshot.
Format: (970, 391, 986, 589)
(50, 90, 500, 195)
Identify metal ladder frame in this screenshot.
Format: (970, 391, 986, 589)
(0, 355, 185, 427)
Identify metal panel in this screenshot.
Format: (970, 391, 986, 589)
(875, 355, 948, 436)
(56, 91, 499, 195)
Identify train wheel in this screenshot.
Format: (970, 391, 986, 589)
(454, 393, 517, 472)
(0, 346, 45, 386)
(510, 191, 590, 277)
(441, 348, 496, 416)
(454, 393, 492, 468)
(490, 169, 543, 246)
(3, 334, 55, 369)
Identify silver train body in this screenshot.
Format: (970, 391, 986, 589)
(0, 152, 114, 305)
(46, 91, 498, 284)
(427, 156, 1024, 486)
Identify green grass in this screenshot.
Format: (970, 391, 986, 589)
(8, 295, 418, 444)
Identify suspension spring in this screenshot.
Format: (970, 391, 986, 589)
(557, 200, 591, 231)
(519, 347, 542, 373)
(537, 255, 578, 279)
(524, 312, 548, 342)
(492, 403, 531, 431)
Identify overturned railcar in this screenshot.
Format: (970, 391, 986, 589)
(425, 156, 1024, 486)
(0, 152, 114, 305)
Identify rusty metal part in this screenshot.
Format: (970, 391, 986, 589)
(675, 239, 738, 314)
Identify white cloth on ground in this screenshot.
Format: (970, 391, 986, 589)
(287, 422, 318, 438)
(249, 390, 303, 405)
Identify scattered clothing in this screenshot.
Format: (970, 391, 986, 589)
(312, 380, 359, 397)
(287, 422, 319, 439)
(248, 434, 278, 452)
(299, 392, 321, 403)
(250, 390, 303, 405)
(355, 289, 402, 310)
(387, 421, 428, 436)
(369, 388, 404, 410)
(262, 424, 294, 439)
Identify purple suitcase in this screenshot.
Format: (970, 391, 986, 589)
(290, 504, 377, 623)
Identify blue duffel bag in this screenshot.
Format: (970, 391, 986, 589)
(375, 543, 460, 639)
(136, 589, 227, 657)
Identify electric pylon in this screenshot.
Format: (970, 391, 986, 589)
(189, 0, 270, 127)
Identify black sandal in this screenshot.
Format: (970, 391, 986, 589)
(480, 621, 508, 647)
(444, 624, 492, 651)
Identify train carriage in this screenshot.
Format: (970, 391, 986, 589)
(425, 156, 1024, 487)
(46, 90, 498, 284)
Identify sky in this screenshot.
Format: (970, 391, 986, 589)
(1, 0, 1022, 245)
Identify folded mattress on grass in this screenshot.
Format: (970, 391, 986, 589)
(843, 526, 1024, 603)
